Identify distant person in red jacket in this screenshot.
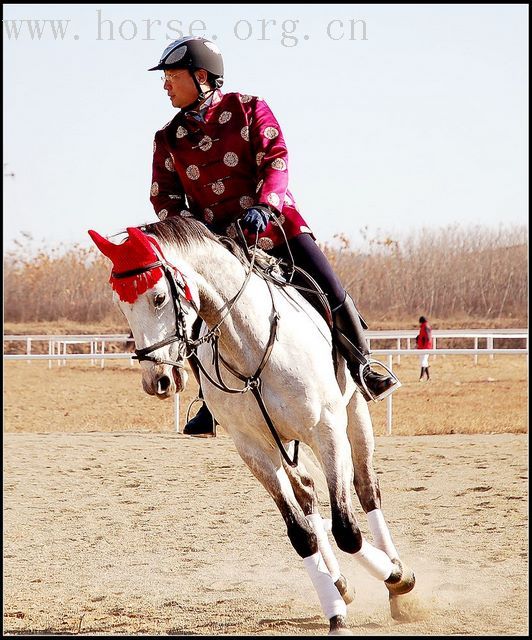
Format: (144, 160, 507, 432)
(148, 36, 401, 434)
(415, 316, 433, 381)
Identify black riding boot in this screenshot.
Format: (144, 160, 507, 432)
(183, 394, 216, 437)
(332, 294, 401, 402)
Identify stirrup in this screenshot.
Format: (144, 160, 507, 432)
(184, 397, 217, 436)
(359, 359, 402, 403)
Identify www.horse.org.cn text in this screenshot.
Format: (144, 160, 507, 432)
(3, 13, 369, 46)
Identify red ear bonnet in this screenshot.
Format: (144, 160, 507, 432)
(88, 228, 164, 303)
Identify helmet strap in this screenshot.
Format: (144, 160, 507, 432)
(179, 69, 216, 111)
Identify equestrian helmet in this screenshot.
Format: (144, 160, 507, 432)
(148, 36, 224, 81)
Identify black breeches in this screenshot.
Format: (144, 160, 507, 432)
(269, 233, 346, 309)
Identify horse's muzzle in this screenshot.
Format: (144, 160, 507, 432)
(142, 365, 188, 398)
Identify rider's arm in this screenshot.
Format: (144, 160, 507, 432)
(249, 99, 289, 215)
(150, 130, 191, 220)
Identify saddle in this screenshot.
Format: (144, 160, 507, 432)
(218, 234, 333, 328)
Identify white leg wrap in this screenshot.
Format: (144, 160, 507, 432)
(306, 513, 341, 583)
(302, 552, 347, 620)
(353, 539, 394, 580)
(367, 508, 399, 559)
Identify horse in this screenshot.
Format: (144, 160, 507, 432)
(89, 217, 415, 635)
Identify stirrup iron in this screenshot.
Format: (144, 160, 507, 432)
(184, 396, 217, 436)
(359, 359, 402, 403)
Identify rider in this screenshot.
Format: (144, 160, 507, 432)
(148, 36, 401, 435)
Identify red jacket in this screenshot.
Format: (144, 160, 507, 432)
(416, 322, 433, 349)
(150, 90, 313, 250)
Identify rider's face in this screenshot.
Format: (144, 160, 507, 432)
(162, 69, 198, 109)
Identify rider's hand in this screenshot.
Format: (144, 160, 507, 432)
(240, 206, 270, 234)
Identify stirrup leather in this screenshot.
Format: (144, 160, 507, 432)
(359, 359, 402, 403)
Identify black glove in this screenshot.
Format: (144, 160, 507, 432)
(240, 206, 270, 234)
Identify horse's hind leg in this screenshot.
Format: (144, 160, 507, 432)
(230, 433, 350, 635)
(283, 459, 354, 605)
(346, 391, 416, 604)
(346, 391, 399, 558)
(313, 413, 413, 596)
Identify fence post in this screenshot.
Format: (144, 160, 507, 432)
(386, 354, 393, 435)
(474, 337, 478, 365)
(396, 338, 401, 365)
(488, 336, 494, 361)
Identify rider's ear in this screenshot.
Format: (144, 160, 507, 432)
(194, 68, 208, 85)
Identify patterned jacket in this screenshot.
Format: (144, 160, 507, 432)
(150, 90, 313, 250)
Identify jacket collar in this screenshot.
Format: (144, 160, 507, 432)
(183, 89, 223, 123)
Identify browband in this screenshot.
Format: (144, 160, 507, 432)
(112, 261, 164, 279)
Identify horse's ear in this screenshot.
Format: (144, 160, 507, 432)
(126, 226, 153, 251)
(88, 230, 117, 259)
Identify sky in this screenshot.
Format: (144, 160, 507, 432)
(3, 4, 528, 252)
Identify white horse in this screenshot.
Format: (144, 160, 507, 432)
(89, 218, 415, 635)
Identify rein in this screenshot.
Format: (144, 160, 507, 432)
(118, 231, 300, 468)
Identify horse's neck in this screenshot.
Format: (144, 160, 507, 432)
(166, 240, 272, 366)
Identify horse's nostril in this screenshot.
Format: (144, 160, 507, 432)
(157, 375, 172, 394)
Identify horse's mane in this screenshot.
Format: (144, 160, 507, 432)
(142, 216, 218, 251)
(141, 216, 279, 271)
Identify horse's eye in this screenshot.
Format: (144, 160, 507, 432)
(154, 293, 166, 308)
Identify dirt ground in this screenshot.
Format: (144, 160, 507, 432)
(3, 431, 528, 636)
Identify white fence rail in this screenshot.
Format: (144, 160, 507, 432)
(366, 329, 528, 365)
(4, 339, 528, 434)
(4, 329, 528, 363)
(3, 334, 134, 368)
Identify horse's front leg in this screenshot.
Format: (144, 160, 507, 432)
(314, 412, 414, 599)
(230, 432, 351, 636)
(283, 459, 354, 606)
(346, 392, 416, 611)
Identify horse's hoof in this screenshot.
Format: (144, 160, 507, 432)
(328, 615, 352, 635)
(384, 558, 415, 596)
(334, 574, 355, 605)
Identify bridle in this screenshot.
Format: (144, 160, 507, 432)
(112, 259, 195, 368)
(114, 228, 262, 369)
(113, 230, 300, 468)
